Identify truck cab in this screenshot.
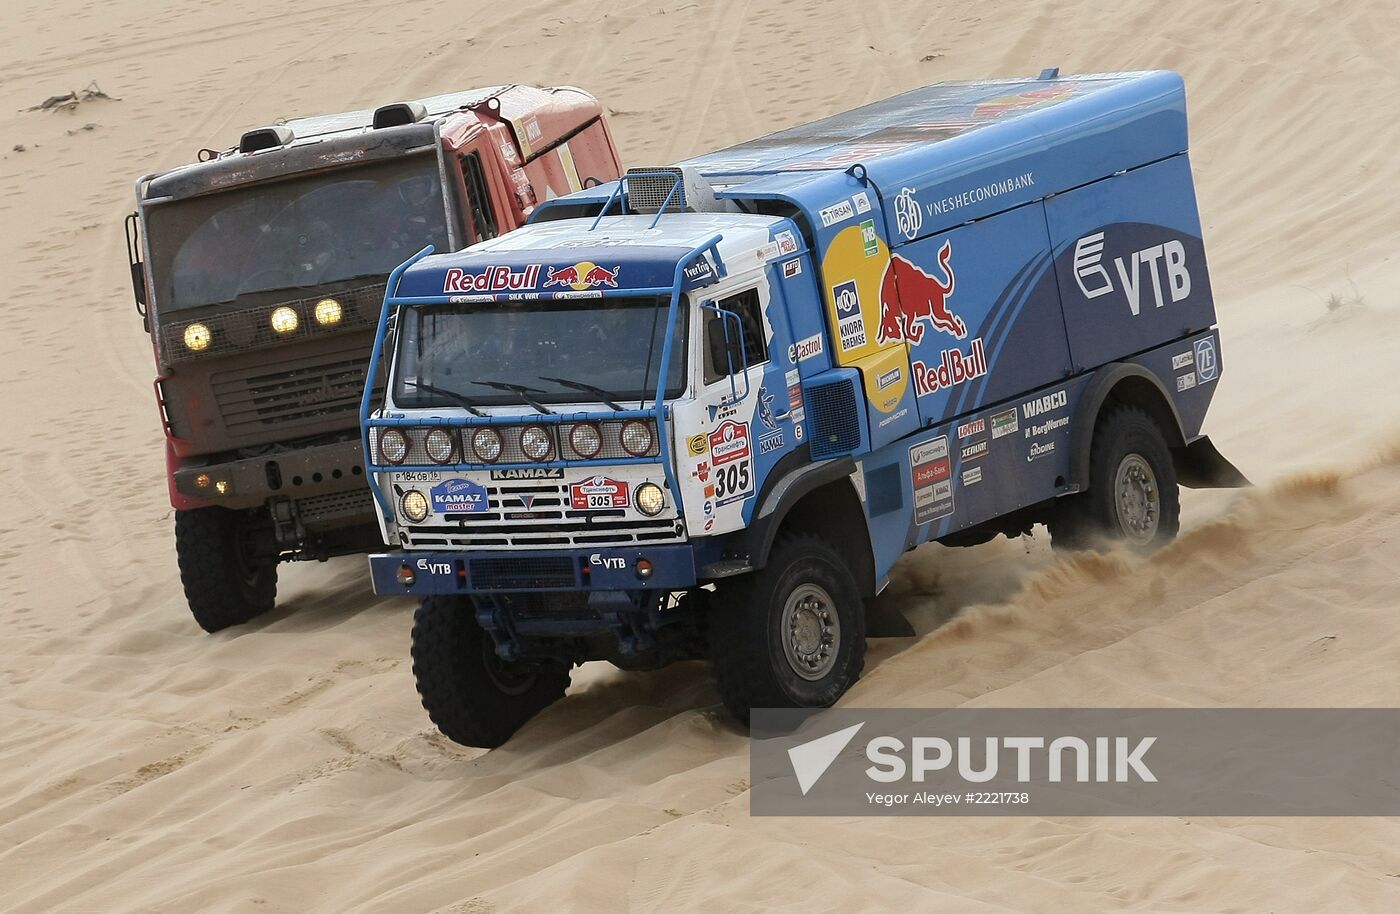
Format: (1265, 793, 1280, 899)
(127, 85, 622, 632)
(362, 71, 1245, 747)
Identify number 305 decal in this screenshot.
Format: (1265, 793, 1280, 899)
(714, 459, 753, 505)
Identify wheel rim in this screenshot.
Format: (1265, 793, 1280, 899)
(480, 637, 536, 696)
(780, 583, 841, 681)
(1114, 453, 1160, 545)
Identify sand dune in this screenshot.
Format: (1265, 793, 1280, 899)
(2, 0, 1400, 910)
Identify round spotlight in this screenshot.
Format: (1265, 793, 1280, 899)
(314, 298, 343, 326)
(183, 323, 212, 352)
(194, 473, 211, 489)
(270, 306, 299, 334)
(520, 425, 552, 462)
(635, 482, 665, 517)
(621, 420, 654, 457)
(424, 428, 455, 464)
(471, 427, 503, 463)
(214, 480, 229, 495)
(400, 489, 430, 523)
(379, 429, 409, 464)
(569, 423, 602, 459)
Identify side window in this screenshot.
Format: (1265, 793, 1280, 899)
(703, 288, 768, 385)
(461, 153, 499, 242)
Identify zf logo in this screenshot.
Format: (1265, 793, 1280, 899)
(1073, 231, 1192, 316)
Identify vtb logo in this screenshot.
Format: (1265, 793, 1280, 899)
(1073, 231, 1192, 315)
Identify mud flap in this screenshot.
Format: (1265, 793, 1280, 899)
(1174, 436, 1250, 488)
(864, 590, 916, 638)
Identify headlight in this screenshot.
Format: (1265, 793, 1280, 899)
(314, 298, 343, 326)
(520, 425, 552, 461)
(400, 489, 430, 523)
(635, 482, 665, 517)
(183, 322, 212, 352)
(270, 306, 299, 334)
(424, 428, 455, 464)
(472, 428, 503, 462)
(569, 423, 602, 459)
(621, 420, 654, 457)
(379, 429, 409, 464)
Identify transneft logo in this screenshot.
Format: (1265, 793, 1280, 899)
(443, 264, 542, 294)
(1073, 231, 1192, 315)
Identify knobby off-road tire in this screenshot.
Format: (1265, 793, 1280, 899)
(411, 596, 572, 749)
(174, 507, 278, 633)
(709, 532, 867, 725)
(1048, 406, 1180, 552)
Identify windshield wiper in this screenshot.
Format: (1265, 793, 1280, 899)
(402, 380, 485, 417)
(538, 376, 624, 411)
(471, 378, 554, 415)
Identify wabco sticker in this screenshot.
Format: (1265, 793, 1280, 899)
(1171, 351, 1195, 370)
(819, 199, 856, 227)
(783, 259, 803, 279)
(709, 420, 751, 466)
(832, 280, 867, 351)
(543, 262, 620, 291)
(877, 367, 902, 391)
(910, 436, 953, 525)
(491, 467, 564, 480)
(775, 230, 799, 255)
(961, 466, 983, 486)
(570, 476, 630, 510)
(957, 418, 986, 439)
(789, 333, 824, 363)
(687, 434, 708, 457)
(861, 219, 879, 257)
(1022, 389, 1068, 419)
(430, 478, 489, 514)
(443, 264, 542, 294)
(990, 408, 1019, 440)
(1177, 372, 1197, 391)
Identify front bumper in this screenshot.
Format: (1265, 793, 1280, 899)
(369, 545, 699, 596)
(172, 438, 370, 512)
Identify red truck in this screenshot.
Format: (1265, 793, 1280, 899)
(125, 85, 623, 632)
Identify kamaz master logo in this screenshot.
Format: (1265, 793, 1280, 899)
(1073, 231, 1192, 316)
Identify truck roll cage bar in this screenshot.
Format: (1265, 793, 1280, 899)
(360, 234, 729, 524)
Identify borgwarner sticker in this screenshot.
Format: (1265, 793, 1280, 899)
(570, 475, 630, 510)
(443, 264, 541, 294)
(819, 199, 856, 227)
(430, 478, 489, 514)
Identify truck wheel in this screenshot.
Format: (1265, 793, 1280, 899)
(709, 532, 866, 724)
(1049, 406, 1180, 551)
(411, 596, 571, 748)
(174, 507, 278, 633)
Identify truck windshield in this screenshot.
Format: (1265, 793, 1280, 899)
(393, 296, 688, 408)
(144, 153, 451, 313)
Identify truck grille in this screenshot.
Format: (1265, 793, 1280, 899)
(808, 374, 862, 459)
(470, 557, 578, 590)
(212, 345, 380, 437)
(401, 477, 683, 550)
(298, 488, 376, 529)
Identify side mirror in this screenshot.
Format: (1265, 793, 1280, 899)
(124, 212, 149, 331)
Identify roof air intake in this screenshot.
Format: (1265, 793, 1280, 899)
(624, 166, 722, 215)
(372, 101, 428, 129)
(238, 125, 295, 154)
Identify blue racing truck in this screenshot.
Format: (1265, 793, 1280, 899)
(360, 70, 1246, 746)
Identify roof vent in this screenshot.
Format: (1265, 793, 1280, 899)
(624, 166, 723, 215)
(238, 125, 295, 154)
(372, 101, 427, 129)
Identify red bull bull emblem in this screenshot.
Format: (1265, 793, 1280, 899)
(543, 261, 621, 292)
(877, 240, 964, 345)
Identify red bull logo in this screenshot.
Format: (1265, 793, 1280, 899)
(912, 338, 987, 397)
(442, 264, 542, 294)
(877, 241, 965, 345)
(543, 261, 621, 291)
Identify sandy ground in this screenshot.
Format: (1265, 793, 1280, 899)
(2, 0, 1400, 910)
